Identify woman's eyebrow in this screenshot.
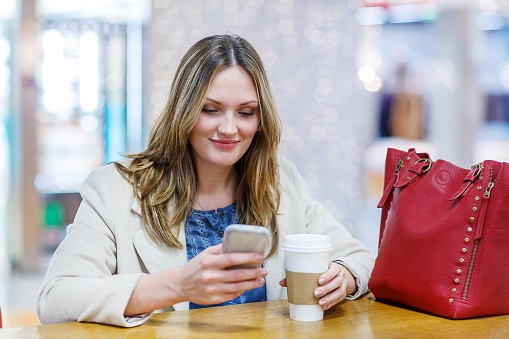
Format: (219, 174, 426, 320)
(205, 97, 259, 106)
(239, 100, 259, 105)
(205, 97, 221, 104)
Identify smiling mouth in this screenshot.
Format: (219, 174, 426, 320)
(211, 139, 239, 149)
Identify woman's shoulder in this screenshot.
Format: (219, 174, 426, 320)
(82, 162, 132, 192)
(278, 156, 310, 195)
(86, 162, 125, 179)
(278, 156, 301, 180)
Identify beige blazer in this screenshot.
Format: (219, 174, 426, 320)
(36, 158, 374, 327)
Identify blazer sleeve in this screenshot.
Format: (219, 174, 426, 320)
(279, 158, 374, 299)
(36, 166, 152, 327)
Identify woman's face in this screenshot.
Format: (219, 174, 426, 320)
(189, 66, 260, 171)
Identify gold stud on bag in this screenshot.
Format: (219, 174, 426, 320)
(369, 147, 509, 319)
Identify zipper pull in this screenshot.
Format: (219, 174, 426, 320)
(484, 181, 494, 198)
(475, 169, 494, 240)
(395, 158, 404, 173)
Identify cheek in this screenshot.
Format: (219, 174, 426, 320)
(189, 120, 207, 150)
(239, 124, 259, 139)
(239, 116, 260, 137)
(191, 116, 214, 135)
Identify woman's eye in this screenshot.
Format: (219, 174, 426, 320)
(239, 111, 255, 117)
(202, 108, 218, 114)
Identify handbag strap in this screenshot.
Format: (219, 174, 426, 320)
(393, 158, 432, 188)
(376, 160, 402, 209)
(376, 148, 432, 248)
(448, 163, 484, 200)
(377, 148, 431, 208)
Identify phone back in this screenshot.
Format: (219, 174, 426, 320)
(222, 224, 269, 268)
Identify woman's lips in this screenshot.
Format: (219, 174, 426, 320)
(211, 139, 239, 150)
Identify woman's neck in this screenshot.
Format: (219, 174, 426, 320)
(195, 166, 236, 211)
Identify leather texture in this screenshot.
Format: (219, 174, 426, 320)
(369, 148, 509, 319)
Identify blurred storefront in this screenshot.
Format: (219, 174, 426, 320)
(2, 0, 151, 272)
(0, 0, 16, 276)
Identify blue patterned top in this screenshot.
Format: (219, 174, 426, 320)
(184, 203, 267, 309)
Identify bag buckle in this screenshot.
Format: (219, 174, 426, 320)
(415, 158, 432, 173)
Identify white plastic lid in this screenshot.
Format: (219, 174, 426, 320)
(281, 234, 333, 252)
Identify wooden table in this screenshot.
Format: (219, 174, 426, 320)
(2, 294, 509, 338)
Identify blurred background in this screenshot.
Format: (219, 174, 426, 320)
(1, 0, 509, 328)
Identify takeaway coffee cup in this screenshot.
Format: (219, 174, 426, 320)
(282, 234, 333, 321)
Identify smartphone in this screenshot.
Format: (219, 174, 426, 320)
(221, 224, 270, 269)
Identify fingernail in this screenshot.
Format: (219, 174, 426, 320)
(319, 278, 326, 285)
(257, 278, 265, 284)
(314, 289, 322, 297)
(319, 299, 326, 305)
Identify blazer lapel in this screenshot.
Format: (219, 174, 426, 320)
(133, 227, 187, 273)
(131, 199, 189, 310)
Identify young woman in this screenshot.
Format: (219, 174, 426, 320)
(36, 34, 374, 327)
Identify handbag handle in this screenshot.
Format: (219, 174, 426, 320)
(448, 163, 484, 200)
(376, 149, 432, 248)
(377, 148, 431, 209)
(393, 158, 432, 188)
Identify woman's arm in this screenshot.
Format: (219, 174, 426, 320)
(37, 166, 269, 326)
(124, 244, 267, 316)
(36, 166, 148, 327)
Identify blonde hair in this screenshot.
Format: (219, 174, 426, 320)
(115, 34, 282, 257)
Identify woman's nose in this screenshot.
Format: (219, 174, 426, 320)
(217, 112, 237, 136)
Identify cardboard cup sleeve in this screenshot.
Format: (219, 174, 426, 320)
(285, 269, 322, 305)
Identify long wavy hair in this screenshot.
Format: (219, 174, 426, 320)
(115, 34, 282, 257)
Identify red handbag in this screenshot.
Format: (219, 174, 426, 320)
(369, 147, 509, 319)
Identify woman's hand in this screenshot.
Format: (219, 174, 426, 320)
(174, 244, 267, 305)
(125, 244, 267, 316)
(278, 262, 356, 311)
